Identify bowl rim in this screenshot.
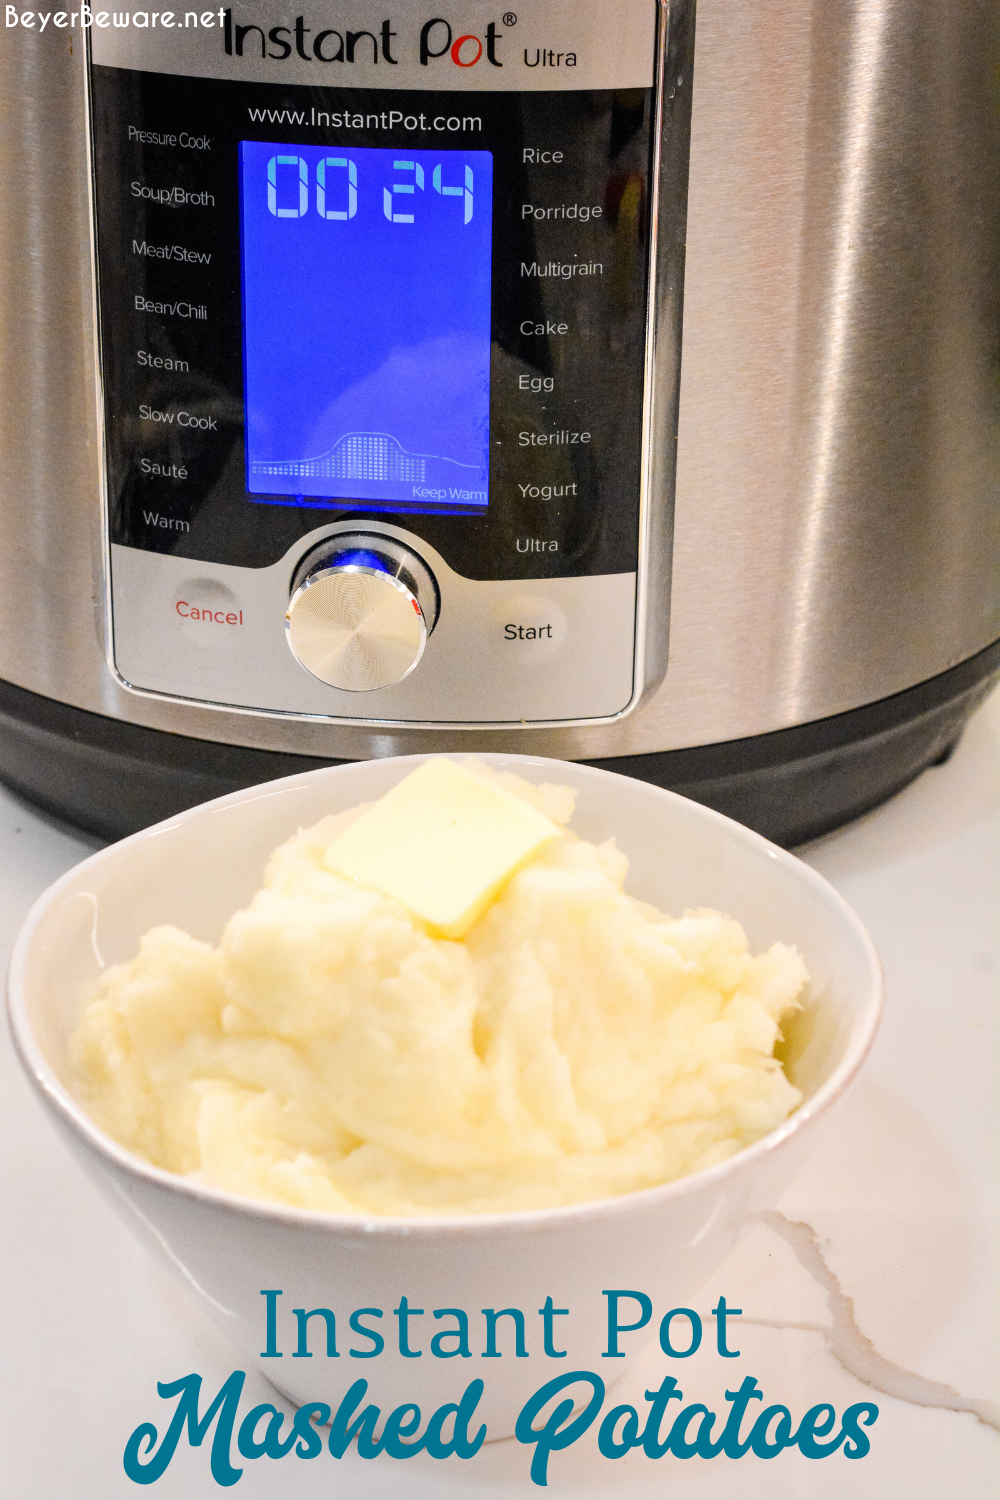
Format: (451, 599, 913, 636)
(5, 752, 883, 1240)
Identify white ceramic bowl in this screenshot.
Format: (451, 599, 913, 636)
(6, 755, 881, 1437)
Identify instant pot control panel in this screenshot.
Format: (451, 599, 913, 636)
(88, 4, 667, 728)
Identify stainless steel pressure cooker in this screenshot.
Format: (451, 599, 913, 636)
(1, 0, 997, 844)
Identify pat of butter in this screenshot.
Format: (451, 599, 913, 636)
(322, 759, 561, 939)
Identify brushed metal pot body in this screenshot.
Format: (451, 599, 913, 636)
(1, 0, 998, 839)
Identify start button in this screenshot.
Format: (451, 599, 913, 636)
(491, 595, 567, 662)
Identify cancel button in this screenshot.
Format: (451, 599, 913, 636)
(492, 596, 567, 662)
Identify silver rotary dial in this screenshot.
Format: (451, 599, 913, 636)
(285, 534, 439, 692)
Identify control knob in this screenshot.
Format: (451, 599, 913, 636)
(286, 534, 439, 692)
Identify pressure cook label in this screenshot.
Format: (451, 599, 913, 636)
(90, 0, 658, 91)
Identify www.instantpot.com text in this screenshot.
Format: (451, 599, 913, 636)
(5, 7, 224, 26)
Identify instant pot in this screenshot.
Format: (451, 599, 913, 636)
(1, 0, 997, 845)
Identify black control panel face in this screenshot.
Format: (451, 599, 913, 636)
(90, 67, 655, 582)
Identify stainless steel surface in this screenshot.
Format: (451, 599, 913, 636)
(289, 532, 441, 627)
(287, 569, 427, 694)
(286, 533, 434, 695)
(2, 0, 998, 762)
(91, 0, 666, 733)
(110, 538, 639, 725)
(91, 0, 658, 88)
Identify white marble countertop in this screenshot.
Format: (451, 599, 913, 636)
(2, 692, 998, 1498)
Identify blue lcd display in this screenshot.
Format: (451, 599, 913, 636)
(239, 141, 493, 510)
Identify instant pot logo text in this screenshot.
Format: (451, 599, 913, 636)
(6, 4, 589, 75)
(222, 9, 508, 67)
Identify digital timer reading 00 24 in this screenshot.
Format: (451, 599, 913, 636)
(239, 142, 494, 513)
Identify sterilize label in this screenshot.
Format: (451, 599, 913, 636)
(240, 142, 492, 507)
(90, 1, 657, 91)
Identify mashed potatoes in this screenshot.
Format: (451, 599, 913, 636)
(70, 763, 807, 1216)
